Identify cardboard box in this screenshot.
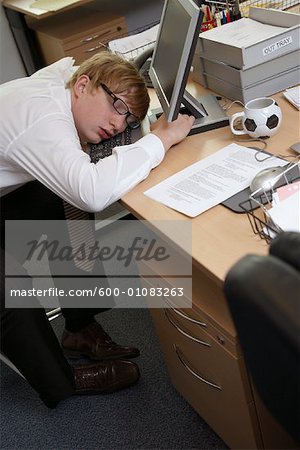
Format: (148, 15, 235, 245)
(197, 7, 300, 69)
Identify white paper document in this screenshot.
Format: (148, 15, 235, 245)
(283, 85, 300, 110)
(144, 144, 287, 217)
(269, 190, 300, 232)
(269, 186, 300, 232)
(199, 18, 287, 47)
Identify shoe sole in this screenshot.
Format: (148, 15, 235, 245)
(63, 349, 140, 360)
(75, 375, 140, 395)
(75, 372, 140, 395)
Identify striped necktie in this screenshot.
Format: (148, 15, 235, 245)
(63, 142, 113, 272)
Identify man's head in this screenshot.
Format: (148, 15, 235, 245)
(67, 52, 150, 144)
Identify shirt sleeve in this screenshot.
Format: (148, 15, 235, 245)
(6, 114, 165, 212)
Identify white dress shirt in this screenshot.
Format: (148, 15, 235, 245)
(0, 58, 164, 212)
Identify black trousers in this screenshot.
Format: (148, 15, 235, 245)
(0, 181, 108, 406)
(224, 232, 300, 443)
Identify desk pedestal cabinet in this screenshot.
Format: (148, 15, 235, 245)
(140, 262, 298, 449)
(27, 8, 127, 65)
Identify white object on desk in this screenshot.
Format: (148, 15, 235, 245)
(108, 25, 159, 60)
(200, 18, 287, 48)
(30, 0, 81, 12)
(283, 85, 300, 110)
(269, 189, 300, 232)
(144, 143, 287, 217)
(198, 8, 300, 70)
(230, 97, 282, 139)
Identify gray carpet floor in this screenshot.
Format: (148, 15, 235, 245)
(0, 308, 228, 450)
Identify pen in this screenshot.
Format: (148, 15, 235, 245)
(221, 10, 227, 25)
(206, 5, 211, 21)
(233, 3, 242, 20)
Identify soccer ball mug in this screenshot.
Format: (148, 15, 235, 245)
(230, 97, 282, 139)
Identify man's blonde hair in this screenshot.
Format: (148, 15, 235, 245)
(66, 52, 150, 120)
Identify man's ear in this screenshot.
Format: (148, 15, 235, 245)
(73, 75, 90, 97)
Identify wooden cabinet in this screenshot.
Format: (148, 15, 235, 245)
(141, 269, 262, 449)
(150, 307, 261, 449)
(27, 8, 127, 65)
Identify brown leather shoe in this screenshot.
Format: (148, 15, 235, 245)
(61, 322, 140, 360)
(73, 360, 140, 394)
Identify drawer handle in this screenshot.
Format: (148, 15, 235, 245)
(164, 297, 207, 327)
(99, 29, 113, 37)
(85, 43, 107, 53)
(80, 29, 113, 43)
(80, 34, 100, 43)
(165, 309, 210, 347)
(174, 344, 222, 391)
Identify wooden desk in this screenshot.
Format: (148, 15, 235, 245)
(1, 0, 93, 19)
(121, 84, 300, 449)
(124, 82, 299, 281)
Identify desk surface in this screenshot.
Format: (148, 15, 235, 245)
(121, 82, 300, 284)
(1, 0, 93, 18)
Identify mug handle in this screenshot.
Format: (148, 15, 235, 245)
(230, 112, 246, 135)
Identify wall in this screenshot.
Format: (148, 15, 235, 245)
(0, 6, 26, 83)
(89, 0, 164, 33)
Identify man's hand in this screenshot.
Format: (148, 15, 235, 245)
(150, 113, 195, 152)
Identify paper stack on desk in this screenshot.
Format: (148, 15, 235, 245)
(268, 181, 300, 232)
(283, 86, 300, 110)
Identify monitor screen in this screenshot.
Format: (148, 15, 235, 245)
(149, 0, 203, 122)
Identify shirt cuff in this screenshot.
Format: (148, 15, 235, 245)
(140, 133, 165, 167)
(113, 133, 165, 168)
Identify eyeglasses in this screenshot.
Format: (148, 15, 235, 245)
(100, 83, 140, 130)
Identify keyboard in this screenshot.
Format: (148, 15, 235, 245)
(88, 114, 152, 164)
(89, 127, 133, 163)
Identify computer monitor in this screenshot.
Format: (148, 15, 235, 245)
(149, 0, 229, 134)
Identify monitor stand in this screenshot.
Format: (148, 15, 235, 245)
(181, 90, 229, 135)
(149, 90, 229, 135)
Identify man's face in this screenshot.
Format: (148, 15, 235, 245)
(71, 75, 128, 144)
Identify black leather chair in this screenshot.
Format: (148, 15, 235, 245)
(224, 232, 300, 444)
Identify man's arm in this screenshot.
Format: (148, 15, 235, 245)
(151, 113, 195, 151)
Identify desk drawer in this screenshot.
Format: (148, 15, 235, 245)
(140, 263, 239, 357)
(138, 258, 237, 344)
(27, 10, 127, 65)
(62, 19, 127, 52)
(163, 298, 237, 357)
(64, 41, 108, 63)
(150, 307, 261, 449)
